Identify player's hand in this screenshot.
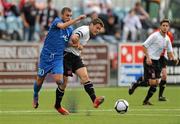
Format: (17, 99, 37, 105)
(76, 15, 86, 21)
(146, 58, 152, 65)
(68, 41, 79, 47)
(167, 59, 179, 66)
(77, 44, 83, 50)
(71, 34, 79, 44)
(173, 59, 179, 65)
(24, 21, 29, 28)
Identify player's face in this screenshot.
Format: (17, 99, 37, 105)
(62, 11, 72, 22)
(160, 22, 169, 34)
(90, 24, 102, 36)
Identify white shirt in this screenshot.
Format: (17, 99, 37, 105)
(123, 14, 142, 30)
(143, 31, 173, 60)
(83, 0, 101, 14)
(65, 26, 90, 56)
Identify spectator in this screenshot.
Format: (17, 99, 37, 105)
(122, 9, 142, 42)
(36, 0, 46, 10)
(19, 0, 26, 12)
(99, 0, 112, 14)
(21, 0, 39, 42)
(1, 0, 13, 17)
(39, 0, 58, 41)
(82, 0, 101, 15)
(134, 1, 150, 29)
(1, 0, 22, 41)
(0, 0, 4, 17)
(80, 11, 98, 26)
(102, 15, 120, 44)
(0, 0, 6, 39)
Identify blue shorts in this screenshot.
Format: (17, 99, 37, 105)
(37, 53, 64, 77)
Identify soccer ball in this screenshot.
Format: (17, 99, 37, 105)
(114, 99, 129, 114)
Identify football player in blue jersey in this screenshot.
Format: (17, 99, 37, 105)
(32, 7, 86, 114)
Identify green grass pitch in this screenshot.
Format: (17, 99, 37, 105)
(0, 86, 180, 124)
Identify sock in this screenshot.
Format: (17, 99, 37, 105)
(159, 80, 166, 98)
(55, 87, 64, 109)
(33, 81, 42, 98)
(139, 80, 148, 87)
(136, 77, 148, 87)
(132, 77, 147, 89)
(133, 77, 143, 88)
(144, 86, 157, 103)
(84, 81, 96, 102)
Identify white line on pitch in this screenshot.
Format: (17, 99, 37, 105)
(0, 110, 180, 117)
(1, 108, 180, 113)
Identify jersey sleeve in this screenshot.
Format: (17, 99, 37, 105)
(51, 17, 62, 28)
(143, 33, 156, 48)
(74, 26, 88, 39)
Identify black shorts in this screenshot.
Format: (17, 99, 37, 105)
(143, 57, 161, 82)
(63, 51, 85, 77)
(159, 56, 167, 69)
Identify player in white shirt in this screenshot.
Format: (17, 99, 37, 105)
(129, 19, 178, 105)
(55, 18, 105, 115)
(128, 31, 178, 102)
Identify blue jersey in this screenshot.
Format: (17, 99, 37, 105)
(38, 17, 73, 77)
(41, 17, 73, 57)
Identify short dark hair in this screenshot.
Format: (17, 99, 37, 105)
(160, 19, 170, 25)
(90, 18, 104, 27)
(61, 7, 72, 14)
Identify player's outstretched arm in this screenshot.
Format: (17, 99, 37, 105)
(57, 15, 86, 29)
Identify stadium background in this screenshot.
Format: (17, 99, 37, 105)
(0, 0, 180, 88)
(0, 0, 180, 124)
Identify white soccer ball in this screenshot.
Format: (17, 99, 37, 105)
(114, 99, 129, 114)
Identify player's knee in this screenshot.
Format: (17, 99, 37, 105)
(37, 76, 45, 85)
(80, 75, 89, 83)
(56, 80, 66, 89)
(60, 84, 67, 90)
(161, 69, 167, 80)
(161, 74, 167, 80)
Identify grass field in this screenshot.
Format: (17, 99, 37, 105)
(0, 86, 180, 124)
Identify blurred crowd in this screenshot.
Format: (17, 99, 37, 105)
(0, 0, 153, 43)
(0, 0, 58, 42)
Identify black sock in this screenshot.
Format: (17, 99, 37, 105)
(137, 77, 148, 87)
(132, 77, 147, 89)
(159, 80, 166, 98)
(139, 80, 148, 87)
(144, 86, 157, 103)
(133, 77, 142, 88)
(84, 81, 96, 102)
(55, 87, 64, 109)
